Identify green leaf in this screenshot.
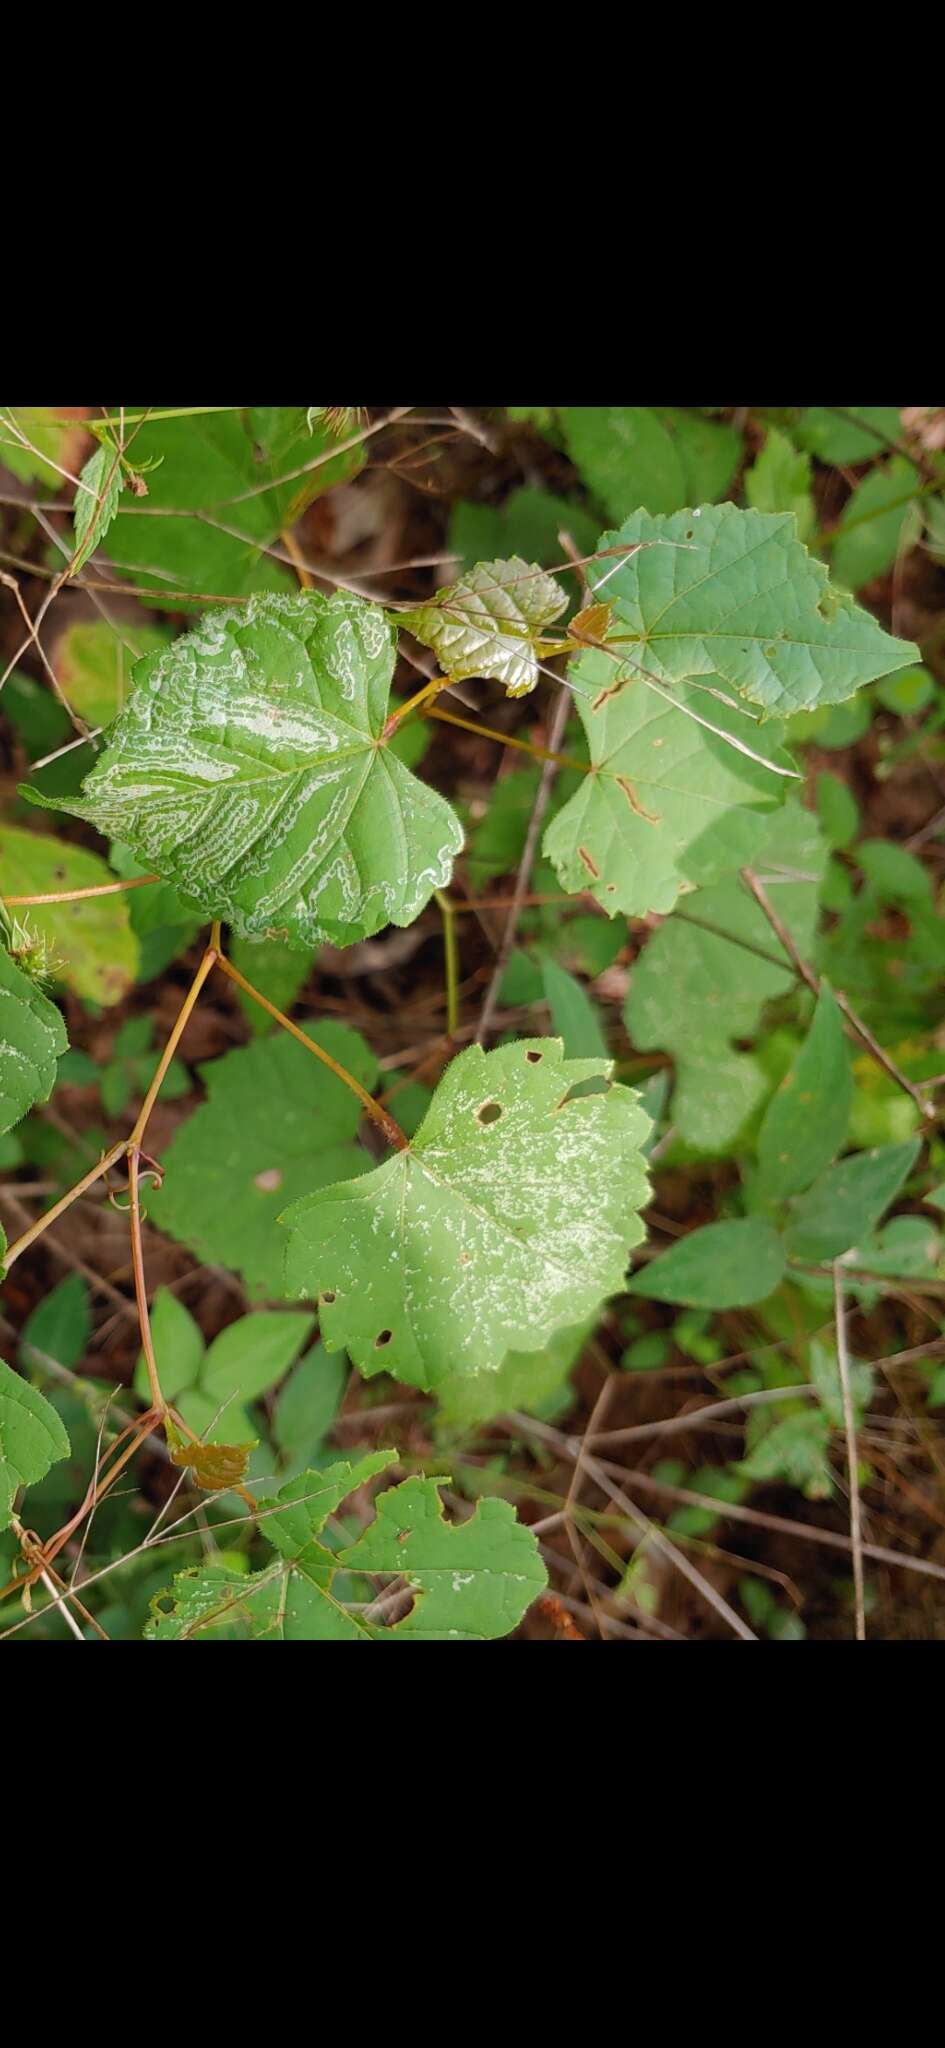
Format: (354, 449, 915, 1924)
(831, 458, 921, 591)
(756, 987, 852, 1200)
(97, 406, 364, 608)
(627, 1216, 786, 1309)
(0, 943, 68, 1134)
(0, 1356, 71, 1530)
(0, 826, 138, 1006)
(448, 488, 599, 590)
(228, 934, 313, 1034)
(273, 1342, 347, 1458)
(24, 592, 463, 950)
(810, 1338, 873, 1426)
(624, 804, 827, 1151)
(744, 427, 815, 543)
(467, 766, 542, 888)
(201, 1311, 315, 1405)
(583, 504, 917, 719)
(148, 1022, 378, 1299)
(435, 1321, 589, 1431)
(815, 771, 859, 849)
(283, 1038, 652, 1390)
(52, 619, 171, 730)
(739, 1409, 833, 1499)
(784, 1140, 921, 1261)
(794, 407, 903, 466)
(539, 955, 607, 1059)
(840, 1216, 941, 1281)
(133, 1288, 206, 1405)
(339, 1476, 548, 1639)
(402, 558, 568, 698)
(71, 444, 122, 573)
(543, 649, 790, 917)
(560, 407, 740, 521)
(0, 406, 84, 489)
(20, 1274, 90, 1372)
(875, 665, 936, 716)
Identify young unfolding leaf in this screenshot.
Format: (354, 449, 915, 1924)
(168, 1434, 256, 1492)
(283, 1039, 652, 1389)
(627, 1216, 786, 1310)
(0, 1356, 71, 1530)
(583, 504, 917, 719)
(24, 592, 463, 950)
(148, 1023, 378, 1299)
(402, 557, 568, 697)
(783, 1140, 921, 1262)
(0, 945, 68, 1134)
(71, 444, 122, 573)
(755, 986, 852, 1201)
(544, 651, 790, 917)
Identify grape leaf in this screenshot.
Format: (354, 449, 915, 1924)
(338, 1477, 548, 1639)
(627, 1216, 786, 1309)
(0, 945, 68, 1134)
(624, 805, 828, 1152)
(148, 1455, 545, 1641)
(148, 1022, 379, 1299)
(72, 444, 122, 573)
(543, 648, 790, 917)
(0, 1356, 71, 1530)
(0, 826, 138, 1006)
(402, 557, 568, 697)
(583, 504, 918, 718)
(282, 1037, 651, 1390)
(24, 592, 463, 950)
(435, 1321, 591, 1431)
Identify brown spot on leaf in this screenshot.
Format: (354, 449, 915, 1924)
(578, 846, 600, 879)
(615, 775, 660, 824)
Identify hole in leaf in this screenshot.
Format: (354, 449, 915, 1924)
(476, 1100, 503, 1125)
(558, 1077, 610, 1108)
(685, 529, 694, 540)
(525, 1050, 543, 1063)
(320, 1290, 336, 1305)
(375, 1328, 393, 1348)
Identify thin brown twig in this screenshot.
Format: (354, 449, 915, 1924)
(834, 1265, 866, 1639)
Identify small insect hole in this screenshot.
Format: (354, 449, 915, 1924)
(525, 1050, 542, 1063)
(320, 1290, 336, 1305)
(374, 1328, 393, 1348)
(476, 1100, 503, 1125)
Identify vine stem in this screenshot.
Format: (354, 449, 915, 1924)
(833, 1265, 866, 1641)
(383, 672, 449, 737)
(4, 874, 160, 906)
(434, 890, 459, 1038)
(127, 1149, 163, 1412)
(740, 866, 934, 1118)
(214, 952, 408, 1151)
(423, 702, 590, 774)
(1, 1139, 128, 1270)
(129, 932, 221, 1147)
